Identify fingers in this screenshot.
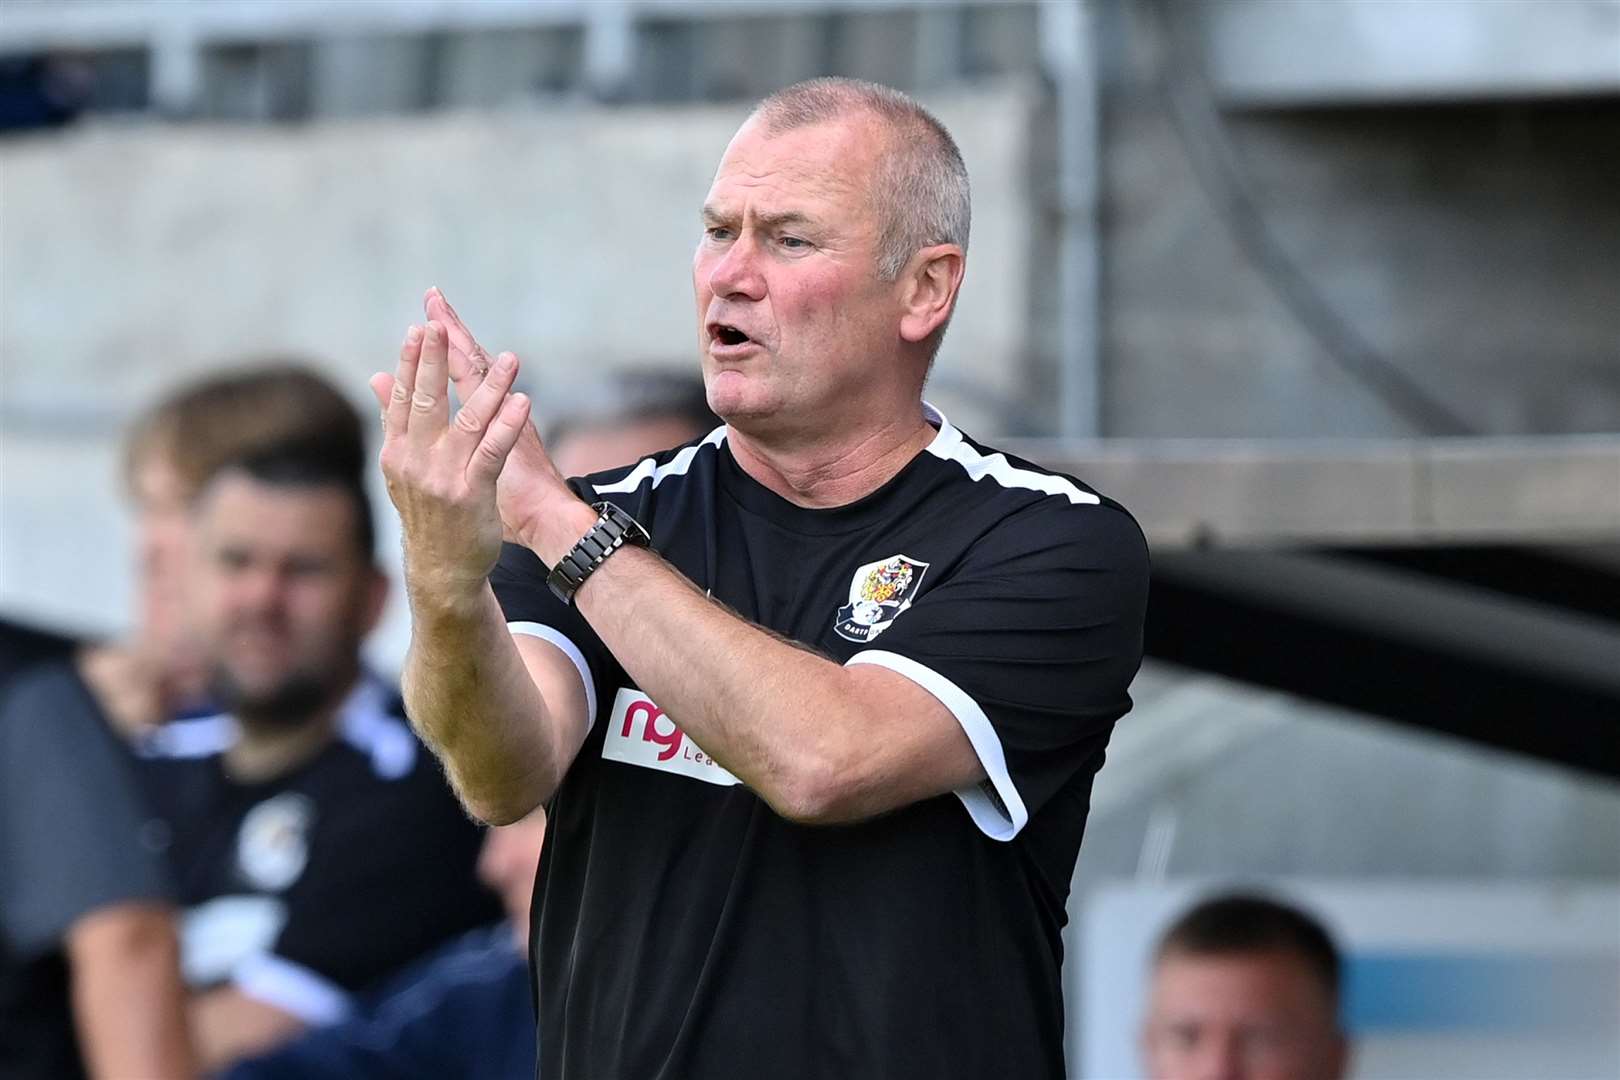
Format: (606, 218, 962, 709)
(445, 350, 520, 461)
(424, 287, 492, 393)
(382, 326, 423, 444)
(467, 393, 532, 486)
(407, 321, 452, 453)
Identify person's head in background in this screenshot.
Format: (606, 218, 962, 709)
(105, 364, 365, 728)
(1142, 893, 1349, 1080)
(190, 439, 386, 749)
(543, 367, 718, 478)
(478, 369, 716, 949)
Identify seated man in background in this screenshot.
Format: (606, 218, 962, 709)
(1141, 892, 1350, 1080)
(134, 439, 499, 1073)
(221, 370, 716, 1080)
(1, 365, 366, 1080)
(221, 812, 544, 1080)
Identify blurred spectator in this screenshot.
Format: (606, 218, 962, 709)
(220, 371, 714, 1080)
(0, 616, 77, 690)
(542, 366, 719, 476)
(1141, 892, 1350, 1080)
(133, 442, 499, 1073)
(2, 365, 362, 1080)
(101, 364, 367, 739)
(220, 814, 545, 1080)
(1, 636, 194, 1079)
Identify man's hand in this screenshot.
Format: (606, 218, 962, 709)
(370, 321, 531, 612)
(420, 288, 579, 556)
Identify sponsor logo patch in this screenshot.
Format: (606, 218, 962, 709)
(834, 554, 929, 643)
(602, 688, 739, 786)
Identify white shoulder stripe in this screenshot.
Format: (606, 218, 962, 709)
(594, 426, 727, 495)
(337, 678, 418, 780)
(924, 412, 1099, 507)
(233, 952, 354, 1026)
(135, 714, 238, 759)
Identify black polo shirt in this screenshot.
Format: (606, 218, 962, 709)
(134, 678, 500, 1023)
(494, 406, 1149, 1080)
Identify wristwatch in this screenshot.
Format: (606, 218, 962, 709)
(546, 501, 651, 605)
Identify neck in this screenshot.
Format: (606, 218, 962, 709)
(224, 683, 351, 783)
(727, 402, 936, 508)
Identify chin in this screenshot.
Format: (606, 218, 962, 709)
(705, 376, 774, 424)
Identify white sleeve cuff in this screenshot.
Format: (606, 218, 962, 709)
(845, 649, 1030, 841)
(232, 952, 354, 1026)
(508, 622, 598, 731)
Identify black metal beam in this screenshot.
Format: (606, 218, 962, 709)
(1145, 550, 1620, 780)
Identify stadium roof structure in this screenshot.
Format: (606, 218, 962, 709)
(1005, 435, 1620, 780)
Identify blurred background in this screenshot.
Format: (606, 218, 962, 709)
(1, 1, 1616, 1076)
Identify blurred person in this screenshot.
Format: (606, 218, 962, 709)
(1, 365, 364, 1080)
(1141, 893, 1350, 1080)
(219, 374, 713, 1080)
(132, 442, 500, 1073)
(220, 814, 543, 1080)
(0, 615, 77, 690)
(99, 364, 368, 739)
(542, 366, 718, 476)
(373, 77, 1149, 1078)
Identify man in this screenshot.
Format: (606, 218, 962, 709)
(219, 814, 543, 1080)
(373, 77, 1149, 1078)
(221, 374, 715, 1080)
(1, 365, 366, 1080)
(1141, 893, 1351, 1080)
(135, 443, 499, 1073)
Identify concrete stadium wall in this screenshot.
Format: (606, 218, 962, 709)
(0, 85, 1036, 655)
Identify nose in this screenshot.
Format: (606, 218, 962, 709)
(704, 229, 767, 302)
(232, 565, 288, 616)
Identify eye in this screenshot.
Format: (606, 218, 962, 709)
(705, 226, 734, 242)
(778, 235, 810, 251)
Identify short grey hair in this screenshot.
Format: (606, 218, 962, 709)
(751, 77, 971, 282)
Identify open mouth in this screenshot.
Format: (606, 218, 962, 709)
(710, 323, 753, 348)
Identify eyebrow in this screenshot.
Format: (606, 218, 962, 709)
(700, 205, 818, 231)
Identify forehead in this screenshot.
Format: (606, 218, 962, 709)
(1150, 951, 1329, 1020)
(197, 473, 357, 552)
(704, 115, 883, 217)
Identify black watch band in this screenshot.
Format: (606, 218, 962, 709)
(546, 501, 651, 605)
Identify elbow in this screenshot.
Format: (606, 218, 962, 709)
(468, 798, 541, 828)
(457, 783, 548, 827)
(769, 752, 864, 826)
(449, 766, 553, 827)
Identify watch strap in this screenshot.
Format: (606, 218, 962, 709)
(546, 502, 650, 605)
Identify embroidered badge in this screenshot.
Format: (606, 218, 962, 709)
(834, 554, 930, 643)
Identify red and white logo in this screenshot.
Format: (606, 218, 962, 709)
(602, 688, 739, 786)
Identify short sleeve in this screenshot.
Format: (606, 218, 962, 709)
(490, 539, 617, 732)
(0, 665, 173, 957)
(844, 500, 1149, 841)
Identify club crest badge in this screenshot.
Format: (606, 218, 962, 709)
(834, 554, 929, 643)
(236, 792, 315, 892)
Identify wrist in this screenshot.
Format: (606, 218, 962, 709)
(405, 574, 491, 625)
(528, 499, 608, 567)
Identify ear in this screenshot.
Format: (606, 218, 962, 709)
(897, 244, 966, 346)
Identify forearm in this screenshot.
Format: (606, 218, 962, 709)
(188, 988, 302, 1074)
(403, 583, 566, 823)
(573, 546, 866, 820)
(68, 904, 196, 1080)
